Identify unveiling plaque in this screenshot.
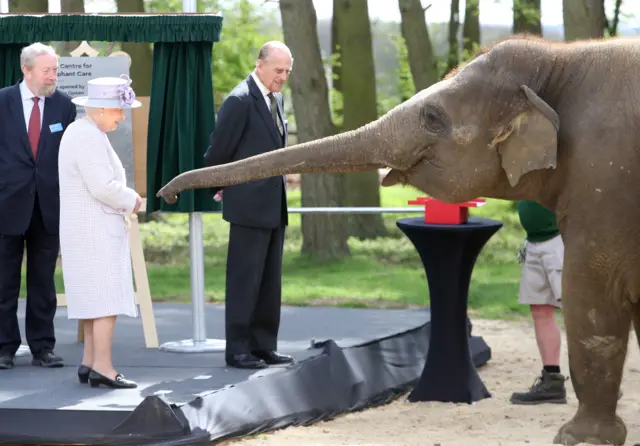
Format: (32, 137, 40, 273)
(56, 56, 135, 189)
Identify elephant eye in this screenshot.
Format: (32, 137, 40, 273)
(421, 105, 447, 133)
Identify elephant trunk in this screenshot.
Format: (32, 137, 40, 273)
(157, 119, 392, 203)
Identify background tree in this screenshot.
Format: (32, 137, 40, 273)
(513, 0, 542, 35)
(115, 0, 153, 96)
(398, 0, 438, 93)
(446, 0, 460, 74)
(58, 0, 85, 56)
(8, 0, 47, 12)
(563, 0, 606, 40)
(462, 0, 481, 57)
(333, 0, 387, 240)
(279, 0, 350, 260)
(605, 0, 624, 37)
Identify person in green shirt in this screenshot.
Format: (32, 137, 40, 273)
(510, 200, 566, 405)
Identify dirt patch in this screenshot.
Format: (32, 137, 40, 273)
(235, 318, 640, 445)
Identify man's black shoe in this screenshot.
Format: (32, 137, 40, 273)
(251, 350, 294, 365)
(225, 353, 267, 369)
(32, 351, 64, 368)
(0, 355, 15, 370)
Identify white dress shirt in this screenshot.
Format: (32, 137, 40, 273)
(19, 80, 45, 131)
(251, 71, 284, 136)
(251, 71, 273, 112)
(250, 71, 285, 186)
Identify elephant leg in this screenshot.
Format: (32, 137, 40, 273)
(632, 302, 640, 351)
(553, 271, 630, 446)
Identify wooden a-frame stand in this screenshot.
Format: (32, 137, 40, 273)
(55, 202, 159, 349)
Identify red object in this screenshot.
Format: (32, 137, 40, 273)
(408, 197, 486, 224)
(28, 97, 40, 159)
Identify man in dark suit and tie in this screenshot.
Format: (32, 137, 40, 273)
(204, 41, 294, 369)
(0, 43, 77, 370)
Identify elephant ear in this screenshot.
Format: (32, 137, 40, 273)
(495, 85, 560, 187)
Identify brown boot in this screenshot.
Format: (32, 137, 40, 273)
(510, 369, 567, 405)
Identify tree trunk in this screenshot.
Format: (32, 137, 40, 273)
(446, 0, 460, 75)
(57, 0, 85, 56)
(330, 0, 343, 130)
(334, 0, 387, 240)
(605, 0, 622, 37)
(8, 0, 47, 12)
(562, 0, 605, 41)
(115, 0, 154, 96)
(398, 0, 438, 92)
(605, 0, 623, 36)
(331, 0, 342, 94)
(279, 0, 350, 259)
(462, 0, 480, 56)
(512, 0, 542, 35)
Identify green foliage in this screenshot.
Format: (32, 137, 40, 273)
(145, 0, 283, 100)
(209, 0, 283, 98)
(124, 186, 528, 318)
(512, 0, 542, 29)
(387, 34, 414, 107)
(460, 40, 482, 63)
(144, 0, 184, 12)
(326, 49, 344, 129)
(35, 187, 528, 318)
(374, 34, 417, 116)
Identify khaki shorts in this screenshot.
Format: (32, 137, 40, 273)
(518, 234, 564, 308)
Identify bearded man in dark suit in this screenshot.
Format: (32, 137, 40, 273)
(204, 41, 293, 369)
(0, 43, 77, 370)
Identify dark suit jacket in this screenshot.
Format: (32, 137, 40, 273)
(0, 81, 77, 236)
(204, 75, 288, 229)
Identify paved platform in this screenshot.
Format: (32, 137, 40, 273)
(0, 302, 429, 411)
(0, 301, 491, 445)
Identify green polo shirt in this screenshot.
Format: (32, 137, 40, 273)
(516, 200, 559, 243)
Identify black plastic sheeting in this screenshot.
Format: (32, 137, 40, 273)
(180, 321, 490, 443)
(0, 320, 490, 445)
(0, 396, 210, 445)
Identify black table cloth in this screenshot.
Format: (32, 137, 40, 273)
(397, 216, 503, 404)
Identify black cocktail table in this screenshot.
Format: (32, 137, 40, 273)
(396, 216, 503, 404)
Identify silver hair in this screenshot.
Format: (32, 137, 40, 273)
(20, 42, 58, 69)
(257, 40, 294, 67)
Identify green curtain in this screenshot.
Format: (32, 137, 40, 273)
(0, 14, 224, 214)
(0, 43, 27, 88)
(146, 41, 221, 214)
(0, 15, 223, 43)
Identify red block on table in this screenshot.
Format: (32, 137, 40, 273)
(408, 197, 486, 224)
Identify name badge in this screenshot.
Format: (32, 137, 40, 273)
(49, 123, 63, 133)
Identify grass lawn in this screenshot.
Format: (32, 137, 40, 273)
(33, 184, 531, 320)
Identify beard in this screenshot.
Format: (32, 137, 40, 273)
(39, 82, 57, 97)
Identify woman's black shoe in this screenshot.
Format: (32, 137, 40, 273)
(78, 365, 92, 383)
(88, 370, 137, 389)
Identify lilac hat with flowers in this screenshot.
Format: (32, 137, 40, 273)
(71, 74, 141, 109)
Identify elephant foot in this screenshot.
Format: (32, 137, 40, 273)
(553, 414, 626, 445)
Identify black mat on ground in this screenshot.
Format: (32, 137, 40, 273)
(0, 302, 491, 445)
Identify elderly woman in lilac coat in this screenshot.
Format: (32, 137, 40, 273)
(58, 75, 142, 389)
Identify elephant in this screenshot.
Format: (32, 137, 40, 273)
(157, 35, 640, 445)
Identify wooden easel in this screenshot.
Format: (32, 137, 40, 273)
(56, 199, 159, 348)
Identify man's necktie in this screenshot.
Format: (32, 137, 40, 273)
(268, 92, 282, 135)
(28, 97, 41, 159)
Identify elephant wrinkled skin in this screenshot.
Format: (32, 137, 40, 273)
(158, 35, 640, 445)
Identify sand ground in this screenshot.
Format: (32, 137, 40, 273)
(235, 318, 640, 446)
